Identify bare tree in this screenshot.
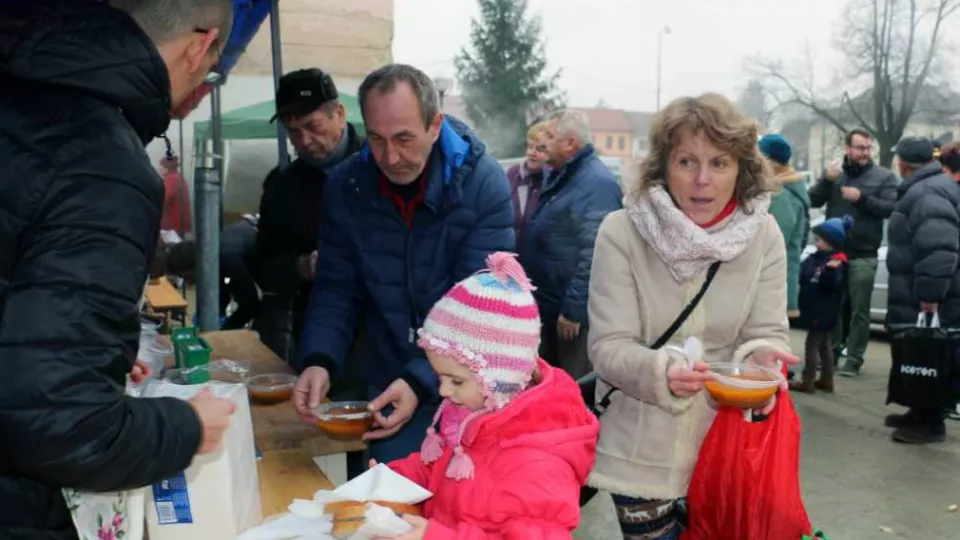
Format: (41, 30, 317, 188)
(752, 0, 959, 166)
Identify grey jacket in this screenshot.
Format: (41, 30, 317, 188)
(886, 162, 960, 328)
(809, 160, 898, 258)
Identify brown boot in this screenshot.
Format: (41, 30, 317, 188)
(815, 377, 834, 393)
(789, 377, 816, 394)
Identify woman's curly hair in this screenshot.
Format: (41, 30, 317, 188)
(634, 93, 775, 210)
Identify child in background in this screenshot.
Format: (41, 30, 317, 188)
(791, 216, 854, 394)
(379, 252, 599, 540)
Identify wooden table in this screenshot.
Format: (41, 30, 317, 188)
(201, 330, 365, 518)
(145, 277, 187, 326)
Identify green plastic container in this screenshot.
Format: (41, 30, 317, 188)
(171, 327, 199, 368)
(174, 337, 212, 384)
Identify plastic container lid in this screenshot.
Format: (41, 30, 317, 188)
(311, 401, 374, 441)
(706, 362, 782, 388)
(247, 373, 297, 405)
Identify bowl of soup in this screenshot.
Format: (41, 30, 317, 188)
(312, 401, 375, 440)
(703, 363, 783, 409)
(247, 373, 297, 405)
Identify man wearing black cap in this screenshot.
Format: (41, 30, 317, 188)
(809, 128, 898, 377)
(884, 136, 960, 444)
(254, 68, 364, 361)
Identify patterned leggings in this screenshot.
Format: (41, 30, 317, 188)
(611, 494, 686, 540)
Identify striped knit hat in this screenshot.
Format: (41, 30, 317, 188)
(416, 251, 541, 480)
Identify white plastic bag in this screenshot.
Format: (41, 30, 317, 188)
(143, 380, 262, 540)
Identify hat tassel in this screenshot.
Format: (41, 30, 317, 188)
(445, 446, 475, 480)
(420, 427, 444, 463)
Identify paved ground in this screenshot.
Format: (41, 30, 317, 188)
(575, 329, 960, 539)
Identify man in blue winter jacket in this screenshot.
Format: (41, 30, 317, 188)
(292, 64, 515, 463)
(519, 109, 622, 379)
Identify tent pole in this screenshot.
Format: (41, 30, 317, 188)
(269, 0, 289, 168)
(194, 80, 224, 331)
(194, 140, 221, 332)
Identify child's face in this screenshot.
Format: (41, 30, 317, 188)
(427, 350, 486, 410)
(815, 237, 833, 251)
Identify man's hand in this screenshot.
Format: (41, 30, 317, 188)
(557, 314, 581, 341)
(840, 186, 861, 202)
(294, 366, 331, 423)
(129, 358, 152, 384)
(298, 250, 318, 281)
(364, 379, 419, 441)
(826, 158, 842, 181)
(826, 259, 843, 269)
(921, 302, 939, 314)
(188, 388, 237, 455)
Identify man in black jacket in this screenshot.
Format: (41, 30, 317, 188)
(0, 1, 236, 538)
(254, 69, 364, 362)
(883, 137, 960, 444)
(809, 129, 898, 377)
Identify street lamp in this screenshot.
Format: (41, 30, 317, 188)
(656, 25, 671, 111)
(434, 76, 453, 110)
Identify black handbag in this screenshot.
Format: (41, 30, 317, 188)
(578, 261, 720, 507)
(887, 312, 960, 410)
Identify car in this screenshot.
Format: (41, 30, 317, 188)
(799, 215, 888, 329)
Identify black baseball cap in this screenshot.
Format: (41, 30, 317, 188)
(894, 136, 934, 163)
(270, 68, 339, 122)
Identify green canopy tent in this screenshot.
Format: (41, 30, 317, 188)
(194, 92, 365, 141)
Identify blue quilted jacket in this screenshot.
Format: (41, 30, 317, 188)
(296, 117, 515, 397)
(518, 145, 622, 326)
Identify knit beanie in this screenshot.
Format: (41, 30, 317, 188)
(416, 252, 541, 480)
(758, 134, 792, 165)
(813, 215, 854, 249)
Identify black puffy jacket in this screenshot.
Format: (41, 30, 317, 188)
(0, 2, 202, 539)
(886, 162, 960, 328)
(809, 159, 899, 259)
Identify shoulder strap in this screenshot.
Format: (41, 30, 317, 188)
(596, 261, 721, 413)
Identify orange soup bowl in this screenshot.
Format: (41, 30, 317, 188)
(703, 362, 783, 409)
(312, 401, 375, 441)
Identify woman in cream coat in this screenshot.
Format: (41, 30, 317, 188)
(587, 93, 799, 539)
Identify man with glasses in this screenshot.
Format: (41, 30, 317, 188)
(0, 0, 236, 537)
(809, 128, 898, 377)
(254, 69, 365, 362)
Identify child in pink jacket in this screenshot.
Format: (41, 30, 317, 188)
(380, 252, 600, 540)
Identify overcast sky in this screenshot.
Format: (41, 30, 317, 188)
(393, 0, 849, 112)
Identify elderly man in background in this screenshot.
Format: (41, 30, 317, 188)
(293, 64, 514, 464)
(808, 128, 898, 377)
(0, 0, 237, 537)
(518, 109, 622, 379)
(254, 68, 365, 362)
(884, 137, 960, 444)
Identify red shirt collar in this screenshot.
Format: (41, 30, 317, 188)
(699, 198, 737, 229)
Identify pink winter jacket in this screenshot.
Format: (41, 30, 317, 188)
(389, 360, 599, 539)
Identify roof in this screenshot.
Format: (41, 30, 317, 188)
(569, 107, 633, 133)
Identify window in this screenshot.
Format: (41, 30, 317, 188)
(618, 136, 625, 150)
(606, 135, 613, 149)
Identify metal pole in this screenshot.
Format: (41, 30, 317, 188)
(656, 29, 663, 111)
(211, 81, 224, 193)
(194, 139, 221, 331)
(269, 0, 289, 168)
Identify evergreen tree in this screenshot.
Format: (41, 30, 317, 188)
(455, 0, 564, 158)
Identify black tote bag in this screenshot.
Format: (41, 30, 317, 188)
(887, 312, 959, 410)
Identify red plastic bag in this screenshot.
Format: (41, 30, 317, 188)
(682, 390, 812, 540)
